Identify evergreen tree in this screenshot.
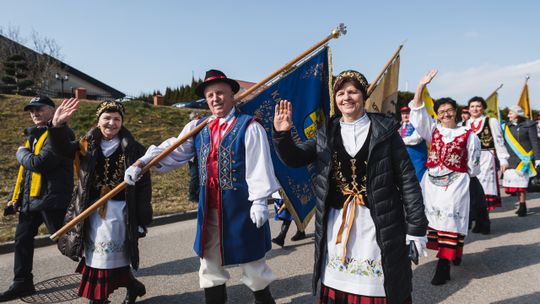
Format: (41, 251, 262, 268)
(2, 54, 34, 94)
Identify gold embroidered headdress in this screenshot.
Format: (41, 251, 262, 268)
(333, 70, 368, 95)
(96, 101, 125, 119)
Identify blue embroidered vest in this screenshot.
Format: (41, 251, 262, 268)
(193, 111, 272, 265)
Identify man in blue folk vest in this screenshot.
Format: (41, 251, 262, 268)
(399, 105, 428, 181)
(125, 70, 280, 304)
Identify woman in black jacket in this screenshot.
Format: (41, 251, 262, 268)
(49, 99, 152, 304)
(273, 70, 427, 304)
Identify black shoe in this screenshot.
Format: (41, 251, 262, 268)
(0, 281, 36, 302)
(272, 221, 291, 247)
(122, 278, 146, 304)
(204, 284, 227, 304)
(290, 230, 306, 241)
(481, 224, 491, 235)
(471, 222, 481, 233)
(452, 257, 462, 266)
(516, 203, 527, 217)
(253, 286, 275, 304)
(431, 259, 451, 285)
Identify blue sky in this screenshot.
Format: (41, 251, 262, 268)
(1, 1, 539, 108)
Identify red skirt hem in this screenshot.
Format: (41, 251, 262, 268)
(504, 187, 526, 194)
(76, 258, 130, 301)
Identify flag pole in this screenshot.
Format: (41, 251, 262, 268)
(50, 24, 348, 242)
(367, 43, 404, 96)
(238, 23, 347, 103)
(486, 83, 504, 99)
(525, 75, 532, 118)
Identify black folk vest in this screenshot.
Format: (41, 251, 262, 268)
(327, 125, 371, 209)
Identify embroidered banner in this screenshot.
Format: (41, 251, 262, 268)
(240, 47, 332, 230)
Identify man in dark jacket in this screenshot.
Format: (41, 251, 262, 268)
(0, 96, 74, 302)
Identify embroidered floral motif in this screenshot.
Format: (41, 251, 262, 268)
(327, 254, 384, 279)
(426, 129, 470, 172)
(87, 241, 125, 255)
(198, 128, 211, 186)
(426, 206, 466, 221)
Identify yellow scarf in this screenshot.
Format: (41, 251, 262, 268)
(11, 131, 49, 202)
(504, 125, 537, 175)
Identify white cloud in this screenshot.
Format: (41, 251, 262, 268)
(429, 59, 540, 108)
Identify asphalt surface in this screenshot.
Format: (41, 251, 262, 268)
(1, 192, 540, 303)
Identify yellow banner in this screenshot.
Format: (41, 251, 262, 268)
(485, 91, 499, 119)
(421, 87, 437, 118)
(517, 82, 531, 119)
(365, 55, 400, 115)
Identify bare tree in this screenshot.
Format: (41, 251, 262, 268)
(0, 26, 63, 94)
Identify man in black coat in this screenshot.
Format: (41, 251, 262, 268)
(0, 96, 74, 302)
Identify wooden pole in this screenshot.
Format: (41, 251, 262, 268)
(50, 23, 347, 242)
(366, 44, 403, 96)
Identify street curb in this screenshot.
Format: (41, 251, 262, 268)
(0, 210, 198, 255)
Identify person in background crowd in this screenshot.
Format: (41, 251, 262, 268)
(458, 107, 470, 127)
(536, 115, 540, 140)
(465, 96, 509, 233)
(399, 105, 428, 181)
(273, 70, 427, 304)
(50, 99, 152, 304)
(270, 191, 307, 248)
(501, 106, 540, 217)
(409, 69, 481, 285)
(0, 96, 74, 302)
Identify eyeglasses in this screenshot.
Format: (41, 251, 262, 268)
(437, 108, 456, 116)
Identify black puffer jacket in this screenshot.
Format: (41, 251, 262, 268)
(49, 126, 152, 270)
(13, 125, 74, 212)
(273, 113, 427, 304)
(504, 118, 540, 168)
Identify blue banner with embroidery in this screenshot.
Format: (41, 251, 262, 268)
(240, 47, 332, 230)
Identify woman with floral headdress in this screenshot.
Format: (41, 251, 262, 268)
(501, 105, 540, 217)
(48, 98, 152, 304)
(408, 69, 481, 285)
(273, 70, 427, 304)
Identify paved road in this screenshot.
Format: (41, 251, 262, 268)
(1, 192, 540, 303)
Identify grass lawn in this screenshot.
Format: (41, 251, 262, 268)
(0, 94, 207, 243)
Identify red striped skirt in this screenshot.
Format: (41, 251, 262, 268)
(76, 259, 130, 301)
(318, 284, 412, 304)
(504, 187, 526, 194)
(426, 227, 465, 261)
(485, 194, 501, 211)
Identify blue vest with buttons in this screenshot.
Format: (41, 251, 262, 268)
(193, 111, 272, 265)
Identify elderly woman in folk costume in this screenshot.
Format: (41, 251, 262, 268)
(273, 70, 428, 304)
(409, 69, 481, 285)
(48, 99, 152, 304)
(501, 105, 540, 217)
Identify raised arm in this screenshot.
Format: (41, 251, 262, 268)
(412, 69, 438, 109)
(48, 98, 81, 159)
(272, 100, 317, 167)
(409, 70, 439, 143)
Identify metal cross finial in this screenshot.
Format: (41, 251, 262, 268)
(332, 23, 347, 38)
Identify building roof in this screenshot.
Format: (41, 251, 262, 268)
(0, 34, 125, 99)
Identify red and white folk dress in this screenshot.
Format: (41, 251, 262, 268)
(409, 102, 481, 261)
